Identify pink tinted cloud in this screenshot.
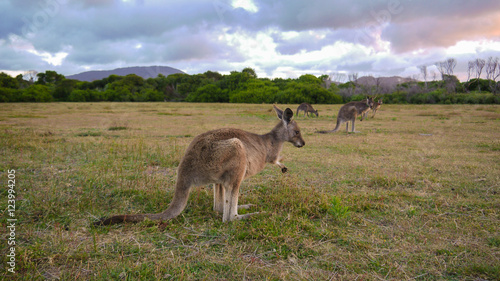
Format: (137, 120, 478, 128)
(382, 11, 500, 53)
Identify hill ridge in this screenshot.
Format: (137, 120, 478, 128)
(66, 66, 185, 82)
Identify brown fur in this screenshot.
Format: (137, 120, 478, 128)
(95, 105, 305, 225)
(296, 103, 319, 117)
(317, 98, 373, 134)
(371, 99, 382, 118)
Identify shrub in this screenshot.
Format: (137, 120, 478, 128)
(68, 89, 86, 102)
(186, 84, 227, 103)
(0, 87, 21, 102)
(20, 85, 53, 102)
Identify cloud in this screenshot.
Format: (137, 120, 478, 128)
(383, 10, 500, 53)
(0, 37, 52, 71)
(1, 0, 500, 80)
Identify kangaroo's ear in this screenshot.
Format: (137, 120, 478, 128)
(283, 108, 293, 124)
(273, 105, 284, 120)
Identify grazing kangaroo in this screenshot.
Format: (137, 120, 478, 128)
(317, 98, 373, 134)
(296, 103, 319, 117)
(95, 105, 305, 225)
(371, 99, 382, 118)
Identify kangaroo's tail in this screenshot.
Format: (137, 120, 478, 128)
(94, 180, 191, 226)
(316, 118, 341, 134)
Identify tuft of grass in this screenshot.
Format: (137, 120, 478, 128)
(327, 196, 350, 220)
(8, 114, 46, 118)
(157, 112, 192, 116)
(108, 126, 128, 131)
(487, 237, 500, 247)
(76, 130, 103, 137)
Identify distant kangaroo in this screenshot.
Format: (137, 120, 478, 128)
(371, 99, 382, 118)
(317, 98, 373, 134)
(95, 105, 305, 225)
(296, 103, 319, 117)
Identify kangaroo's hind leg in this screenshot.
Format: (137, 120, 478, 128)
(213, 183, 224, 213)
(217, 139, 261, 222)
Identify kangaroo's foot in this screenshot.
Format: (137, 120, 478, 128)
(275, 161, 288, 173)
(232, 211, 265, 220)
(238, 204, 255, 210)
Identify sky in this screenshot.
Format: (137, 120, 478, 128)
(1, 0, 500, 81)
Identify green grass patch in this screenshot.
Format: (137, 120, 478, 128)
(108, 126, 128, 131)
(76, 129, 103, 137)
(8, 114, 46, 118)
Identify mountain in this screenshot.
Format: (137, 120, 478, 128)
(66, 66, 185, 82)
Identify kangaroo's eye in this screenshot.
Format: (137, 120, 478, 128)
(295, 130, 300, 135)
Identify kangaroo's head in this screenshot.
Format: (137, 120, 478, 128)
(366, 97, 374, 109)
(313, 110, 319, 117)
(273, 105, 305, 148)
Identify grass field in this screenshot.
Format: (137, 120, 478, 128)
(1, 102, 499, 280)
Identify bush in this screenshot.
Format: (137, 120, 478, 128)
(186, 84, 227, 103)
(382, 92, 408, 104)
(68, 89, 86, 102)
(0, 87, 21, 102)
(141, 89, 164, 101)
(229, 87, 277, 103)
(20, 85, 53, 102)
(275, 82, 342, 104)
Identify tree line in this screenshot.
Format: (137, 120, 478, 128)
(1, 63, 499, 104)
(0, 68, 341, 104)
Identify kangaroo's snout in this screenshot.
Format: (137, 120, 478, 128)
(295, 140, 305, 148)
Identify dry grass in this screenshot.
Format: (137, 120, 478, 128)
(1, 102, 499, 280)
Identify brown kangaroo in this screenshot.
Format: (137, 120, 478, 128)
(95, 105, 305, 225)
(296, 103, 319, 117)
(371, 99, 382, 118)
(317, 98, 373, 134)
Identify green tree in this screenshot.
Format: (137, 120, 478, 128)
(54, 79, 78, 101)
(203, 71, 223, 81)
(219, 71, 252, 92)
(36, 70, 64, 85)
(0, 72, 20, 89)
(0, 88, 21, 102)
(186, 84, 226, 102)
(104, 74, 145, 101)
(16, 74, 31, 89)
(68, 89, 87, 102)
(21, 85, 53, 102)
(242, 67, 257, 78)
(275, 82, 342, 104)
(297, 74, 322, 85)
(229, 79, 278, 103)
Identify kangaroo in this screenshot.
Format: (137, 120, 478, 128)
(317, 98, 373, 134)
(371, 99, 382, 118)
(296, 103, 319, 117)
(360, 98, 373, 120)
(95, 105, 305, 225)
